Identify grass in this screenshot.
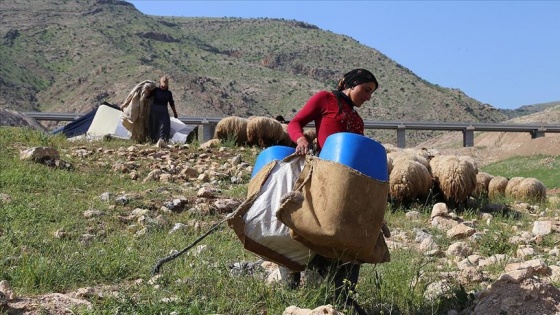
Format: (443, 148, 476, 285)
(1, 127, 559, 314)
(481, 154, 559, 189)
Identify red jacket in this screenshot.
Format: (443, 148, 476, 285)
(287, 90, 364, 150)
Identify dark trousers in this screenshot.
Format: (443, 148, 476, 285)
(308, 255, 361, 305)
(149, 105, 171, 143)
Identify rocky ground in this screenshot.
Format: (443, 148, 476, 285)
(2, 136, 560, 315)
(2, 106, 560, 314)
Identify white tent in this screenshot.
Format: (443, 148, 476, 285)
(87, 104, 131, 139)
(68, 104, 196, 143)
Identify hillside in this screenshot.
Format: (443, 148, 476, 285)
(0, 0, 512, 144)
(499, 100, 560, 119)
(418, 104, 560, 168)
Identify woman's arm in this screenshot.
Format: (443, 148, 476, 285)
(287, 91, 328, 153)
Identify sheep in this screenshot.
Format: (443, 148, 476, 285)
(504, 176, 525, 199)
(303, 128, 316, 143)
(429, 155, 477, 206)
(246, 116, 285, 148)
(387, 155, 394, 175)
(509, 177, 547, 202)
(488, 176, 509, 200)
(214, 116, 248, 145)
(458, 155, 479, 174)
(276, 125, 316, 149)
(383, 143, 400, 154)
(278, 123, 294, 147)
(389, 156, 433, 206)
(474, 172, 494, 199)
(388, 150, 431, 172)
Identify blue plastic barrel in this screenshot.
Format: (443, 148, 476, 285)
(251, 145, 296, 178)
(319, 132, 388, 181)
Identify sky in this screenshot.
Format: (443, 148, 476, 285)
(127, 1, 559, 110)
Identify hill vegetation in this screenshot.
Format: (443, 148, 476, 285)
(0, 0, 515, 145)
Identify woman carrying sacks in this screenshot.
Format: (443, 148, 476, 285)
(148, 75, 178, 147)
(286, 68, 384, 314)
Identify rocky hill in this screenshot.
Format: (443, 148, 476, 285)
(418, 104, 560, 168)
(0, 0, 514, 144)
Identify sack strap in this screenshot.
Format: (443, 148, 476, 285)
(292, 155, 314, 192)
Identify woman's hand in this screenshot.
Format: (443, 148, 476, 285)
(295, 136, 311, 155)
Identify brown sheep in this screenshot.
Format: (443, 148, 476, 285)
(214, 116, 248, 145)
(488, 176, 509, 200)
(246, 116, 285, 148)
(429, 155, 477, 206)
(474, 172, 494, 199)
(278, 123, 294, 147)
(387, 155, 394, 176)
(277, 125, 316, 149)
(389, 156, 433, 206)
(504, 176, 525, 199)
(509, 177, 547, 202)
(383, 143, 400, 154)
(303, 128, 317, 143)
(458, 155, 479, 174)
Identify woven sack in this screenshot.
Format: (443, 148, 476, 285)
(227, 156, 314, 271)
(277, 156, 390, 264)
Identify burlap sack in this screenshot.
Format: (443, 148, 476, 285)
(277, 156, 390, 264)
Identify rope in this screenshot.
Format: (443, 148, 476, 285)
(151, 215, 230, 276)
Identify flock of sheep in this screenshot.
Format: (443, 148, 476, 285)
(385, 146, 547, 208)
(214, 116, 548, 209)
(214, 115, 316, 148)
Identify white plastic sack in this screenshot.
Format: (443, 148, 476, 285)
(243, 156, 315, 266)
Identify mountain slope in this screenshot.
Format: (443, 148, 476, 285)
(1, 0, 510, 144)
(417, 104, 560, 165)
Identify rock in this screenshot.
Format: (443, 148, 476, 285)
(432, 216, 459, 230)
(505, 259, 548, 274)
(516, 246, 535, 259)
(19, 146, 60, 161)
(405, 210, 421, 220)
(446, 223, 476, 239)
(532, 221, 553, 236)
(213, 198, 241, 213)
(473, 278, 560, 315)
(0, 193, 11, 204)
(446, 242, 472, 258)
(431, 202, 449, 219)
(83, 209, 104, 218)
(283, 304, 344, 315)
(197, 187, 216, 198)
(497, 269, 533, 283)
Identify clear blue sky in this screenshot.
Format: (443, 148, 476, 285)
(127, 1, 559, 109)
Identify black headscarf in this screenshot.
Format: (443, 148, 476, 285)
(336, 68, 378, 91)
(333, 68, 378, 113)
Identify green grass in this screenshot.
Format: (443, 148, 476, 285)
(1, 127, 559, 314)
(481, 154, 560, 188)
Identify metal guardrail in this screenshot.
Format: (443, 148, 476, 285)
(24, 111, 560, 148)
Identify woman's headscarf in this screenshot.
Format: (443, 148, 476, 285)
(336, 68, 378, 91)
